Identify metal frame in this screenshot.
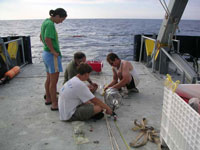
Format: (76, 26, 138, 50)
(139, 35, 186, 83)
(161, 47, 185, 83)
(0, 38, 27, 70)
(172, 39, 180, 53)
(139, 35, 156, 63)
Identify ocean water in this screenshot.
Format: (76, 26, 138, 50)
(0, 19, 200, 63)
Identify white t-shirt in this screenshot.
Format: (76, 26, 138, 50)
(58, 76, 95, 120)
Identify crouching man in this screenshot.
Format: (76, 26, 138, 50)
(104, 53, 140, 93)
(58, 63, 113, 121)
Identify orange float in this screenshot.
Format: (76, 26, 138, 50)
(5, 66, 20, 79)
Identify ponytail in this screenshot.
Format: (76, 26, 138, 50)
(49, 8, 67, 18)
(49, 10, 55, 17)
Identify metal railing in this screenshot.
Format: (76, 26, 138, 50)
(160, 47, 185, 83)
(139, 35, 186, 83)
(0, 37, 27, 70)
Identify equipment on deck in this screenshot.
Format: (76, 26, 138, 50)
(87, 60, 103, 72)
(138, 0, 200, 83)
(104, 88, 122, 110)
(130, 118, 161, 150)
(5, 66, 20, 79)
(0, 66, 20, 85)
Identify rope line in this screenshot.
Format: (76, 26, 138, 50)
(105, 114, 120, 150)
(114, 120, 131, 150)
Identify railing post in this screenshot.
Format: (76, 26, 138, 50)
(139, 35, 144, 63)
(20, 38, 26, 65)
(182, 72, 185, 84)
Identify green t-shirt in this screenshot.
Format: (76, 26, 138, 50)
(63, 60, 78, 84)
(41, 18, 61, 56)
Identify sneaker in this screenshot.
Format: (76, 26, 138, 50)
(128, 88, 139, 93)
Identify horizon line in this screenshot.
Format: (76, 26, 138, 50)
(0, 18, 199, 21)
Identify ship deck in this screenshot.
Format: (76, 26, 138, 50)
(0, 61, 166, 150)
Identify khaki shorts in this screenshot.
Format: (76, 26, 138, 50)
(68, 103, 94, 121)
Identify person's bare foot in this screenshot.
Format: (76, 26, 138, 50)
(51, 101, 58, 110)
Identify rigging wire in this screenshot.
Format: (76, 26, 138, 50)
(159, 0, 170, 18)
(163, 0, 170, 14)
(158, 0, 180, 40)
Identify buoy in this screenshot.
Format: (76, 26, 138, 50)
(72, 35, 85, 38)
(5, 66, 20, 79)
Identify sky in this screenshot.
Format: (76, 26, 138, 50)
(0, 0, 199, 20)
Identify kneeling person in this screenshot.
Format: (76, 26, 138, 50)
(104, 53, 140, 93)
(58, 63, 112, 121)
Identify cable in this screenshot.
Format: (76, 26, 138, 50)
(105, 114, 120, 150)
(159, 0, 181, 40)
(114, 121, 131, 150)
(159, 0, 170, 17)
(163, 0, 170, 14)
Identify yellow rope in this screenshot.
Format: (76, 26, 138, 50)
(130, 118, 162, 150)
(114, 120, 130, 150)
(164, 74, 180, 92)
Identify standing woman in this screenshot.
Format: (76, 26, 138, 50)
(40, 8, 67, 110)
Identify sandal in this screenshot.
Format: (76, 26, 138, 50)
(51, 107, 59, 111)
(45, 101, 52, 105)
